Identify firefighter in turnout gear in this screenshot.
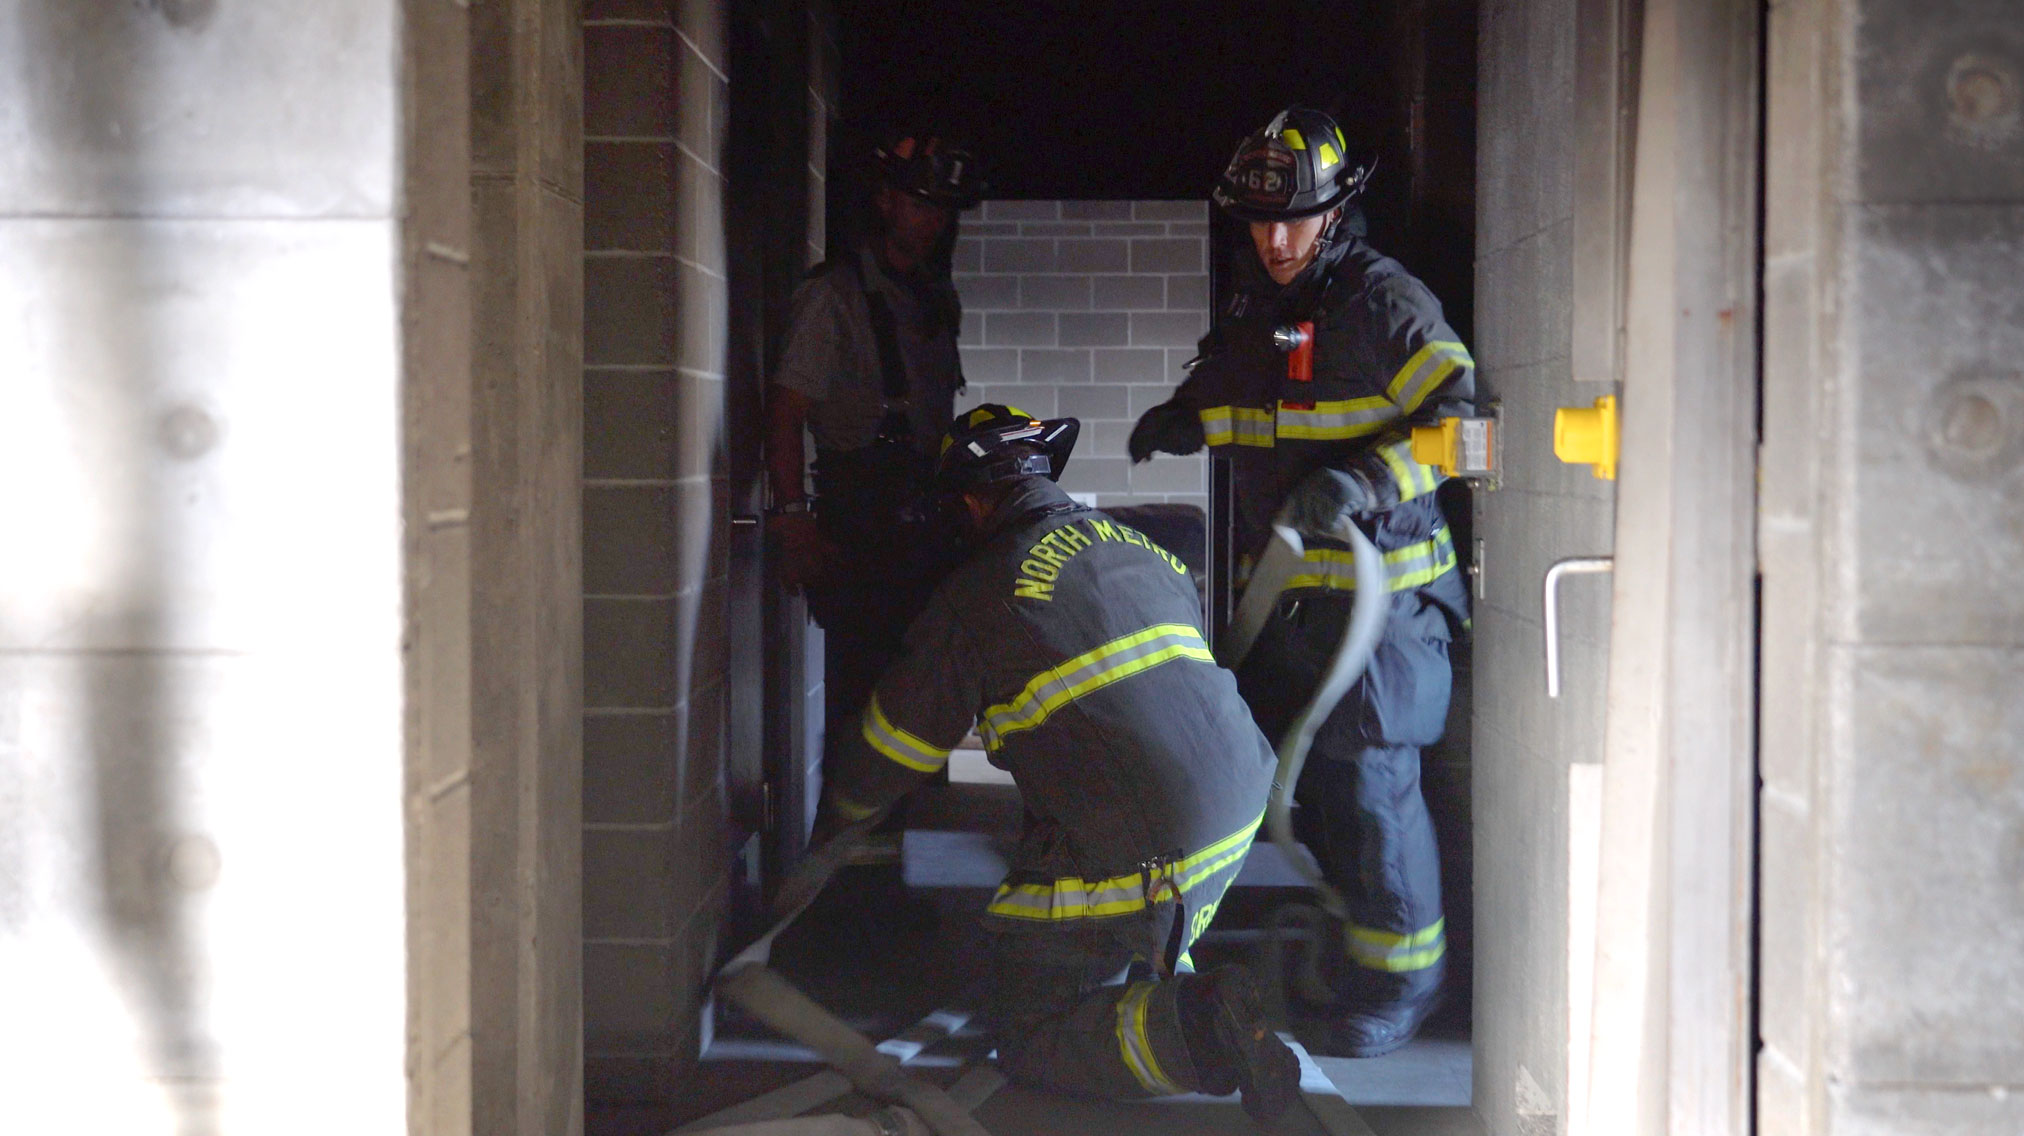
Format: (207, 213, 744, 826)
(1130, 107, 1474, 1056)
(768, 133, 984, 884)
(815, 405, 1303, 1122)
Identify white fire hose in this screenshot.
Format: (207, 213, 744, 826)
(1218, 511, 1390, 1013)
(709, 818, 995, 1136)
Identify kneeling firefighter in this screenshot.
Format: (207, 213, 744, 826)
(813, 404, 1302, 1122)
(1130, 107, 1475, 1056)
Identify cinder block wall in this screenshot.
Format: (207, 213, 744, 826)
(581, 0, 733, 1104)
(950, 200, 1210, 513)
(1471, 0, 1610, 1130)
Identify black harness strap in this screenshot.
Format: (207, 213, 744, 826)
(863, 288, 910, 402)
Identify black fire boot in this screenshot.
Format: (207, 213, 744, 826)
(1335, 980, 1443, 1058)
(1178, 966, 1303, 1123)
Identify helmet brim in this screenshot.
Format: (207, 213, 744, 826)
(905, 187, 982, 210)
(935, 416, 1080, 489)
(1213, 179, 1361, 224)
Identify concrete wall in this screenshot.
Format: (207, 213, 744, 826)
(404, 0, 477, 1128)
(582, 5, 840, 1120)
(468, 1, 587, 1133)
(950, 200, 1211, 513)
(1470, 0, 1615, 1130)
(1759, 1, 2024, 1132)
(0, 3, 409, 1131)
(580, 0, 736, 1105)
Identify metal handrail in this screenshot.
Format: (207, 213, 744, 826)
(1544, 557, 1614, 699)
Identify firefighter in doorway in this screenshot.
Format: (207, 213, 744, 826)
(1129, 107, 1475, 1056)
(766, 133, 983, 890)
(813, 405, 1302, 1122)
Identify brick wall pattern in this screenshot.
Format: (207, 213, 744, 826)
(580, 0, 734, 1105)
(950, 199, 1210, 513)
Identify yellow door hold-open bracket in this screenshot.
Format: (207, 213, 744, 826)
(1410, 415, 1498, 482)
(1554, 395, 1618, 480)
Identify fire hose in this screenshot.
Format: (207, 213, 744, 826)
(708, 819, 995, 1136)
(1216, 510, 1390, 1014)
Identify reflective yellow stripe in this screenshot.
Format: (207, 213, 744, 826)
(1349, 918, 1446, 949)
(1199, 405, 1275, 448)
(1317, 141, 1340, 169)
(1116, 984, 1155, 1091)
(1281, 127, 1306, 150)
(1274, 396, 1398, 441)
(1347, 918, 1447, 973)
(860, 693, 953, 773)
(986, 810, 1264, 922)
(1179, 817, 1263, 892)
(979, 624, 1213, 749)
(990, 876, 1151, 920)
(1385, 340, 1472, 414)
(1377, 440, 1425, 502)
(1283, 528, 1458, 594)
(832, 795, 880, 821)
(1375, 438, 1437, 501)
(1116, 982, 1182, 1094)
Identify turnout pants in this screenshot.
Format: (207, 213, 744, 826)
(984, 918, 1219, 1101)
(805, 451, 952, 840)
(1236, 589, 1453, 1002)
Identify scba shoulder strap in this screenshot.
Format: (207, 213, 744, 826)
(833, 251, 912, 403)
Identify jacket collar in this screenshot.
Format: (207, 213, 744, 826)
(975, 476, 1079, 543)
(1237, 208, 1371, 306)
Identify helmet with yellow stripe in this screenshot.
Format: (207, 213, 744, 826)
(934, 404, 1080, 490)
(1212, 107, 1373, 223)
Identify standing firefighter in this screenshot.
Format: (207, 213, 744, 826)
(1130, 107, 1474, 1056)
(814, 405, 1302, 1122)
(767, 134, 983, 884)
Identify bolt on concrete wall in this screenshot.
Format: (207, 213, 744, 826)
(950, 200, 1210, 512)
(581, 0, 735, 1106)
(0, 3, 407, 1132)
(1760, 2, 2024, 1132)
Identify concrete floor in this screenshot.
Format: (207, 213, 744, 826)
(606, 776, 1479, 1136)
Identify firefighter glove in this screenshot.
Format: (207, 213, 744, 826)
(1129, 399, 1206, 463)
(1286, 467, 1377, 536)
(771, 510, 838, 591)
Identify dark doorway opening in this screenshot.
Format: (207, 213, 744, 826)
(693, 3, 1484, 1132)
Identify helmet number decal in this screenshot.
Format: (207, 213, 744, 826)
(1236, 145, 1296, 209)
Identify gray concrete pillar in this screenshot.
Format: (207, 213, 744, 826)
(0, 3, 408, 1131)
(1760, 2, 2024, 1132)
(1470, 0, 1612, 1129)
(467, 1, 586, 1134)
